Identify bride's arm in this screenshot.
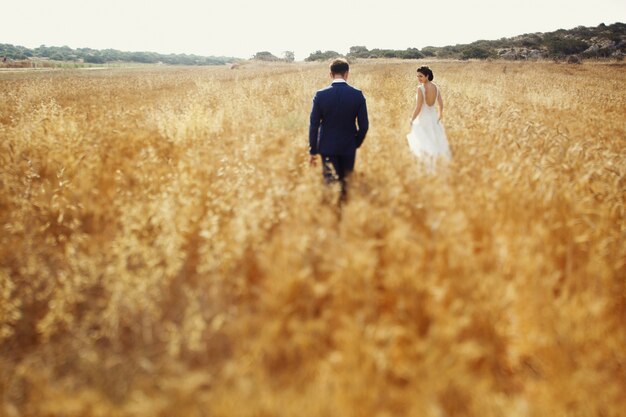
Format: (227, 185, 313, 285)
(410, 89, 423, 124)
(437, 90, 444, 121)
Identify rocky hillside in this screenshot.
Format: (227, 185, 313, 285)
(308, 22, 626, 61)
(487, 22, 626, 60)
(1, 22, 624, 65)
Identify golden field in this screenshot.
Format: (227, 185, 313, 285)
(0, 60, 625, 416)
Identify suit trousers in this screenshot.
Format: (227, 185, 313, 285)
(321, 153, 355, 200)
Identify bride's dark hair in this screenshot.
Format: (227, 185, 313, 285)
(417, 66, 434, 81)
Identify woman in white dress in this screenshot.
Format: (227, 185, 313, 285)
(406, 66, 451, 170)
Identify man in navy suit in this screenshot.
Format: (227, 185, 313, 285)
(309, 58, 369, 202)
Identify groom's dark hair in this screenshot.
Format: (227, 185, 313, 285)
(330, 58, 349, 76)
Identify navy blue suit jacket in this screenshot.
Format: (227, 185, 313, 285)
(309, 81, 369, 156)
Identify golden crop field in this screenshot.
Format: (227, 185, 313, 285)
(1, 60, 625, 417)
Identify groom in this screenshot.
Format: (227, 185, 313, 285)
(309, 58, 369, 201)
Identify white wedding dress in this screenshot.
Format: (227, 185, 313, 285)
(406, 84, 451, 171)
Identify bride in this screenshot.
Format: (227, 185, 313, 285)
(406, 66, 451, 170)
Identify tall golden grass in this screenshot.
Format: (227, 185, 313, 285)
(0, 60, 625, 416)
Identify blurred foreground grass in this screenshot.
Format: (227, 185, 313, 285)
(0, 60, 625, 416)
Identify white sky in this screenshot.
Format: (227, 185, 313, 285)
(1, 0, 624, 61)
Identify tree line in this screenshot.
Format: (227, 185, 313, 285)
(2, 22, 623, 65)
(0, 44, 238, 65)
(303, 22, 625, 61)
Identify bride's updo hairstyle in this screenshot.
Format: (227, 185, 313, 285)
(417, 66, 434, 81)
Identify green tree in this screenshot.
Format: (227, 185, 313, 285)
(518, 34, 542, 48)
(253, 51, 280, 61)
(50, 52, 65, 61)
(420, 46, 438, 57)
(305, 50, 340, 61)
(283, 51, 295, 62)
(461, 45, 493, 60)
(544, 35, 588, 56)
(401, 48, 424, 59)
(84, 54, 105, 64)
(347, 46, 369, 58)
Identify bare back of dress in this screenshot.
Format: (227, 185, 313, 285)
(406, 83, 452, 170)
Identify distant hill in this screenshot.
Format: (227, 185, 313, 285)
(306, 22, 626, 61)
(0, 44, 239, 66)
(2, 22, 624, 66)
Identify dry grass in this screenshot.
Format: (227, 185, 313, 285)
(0, 60, 625, 417)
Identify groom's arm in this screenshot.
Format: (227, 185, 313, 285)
(355, 95, 369, 148)
(309, 94, 322, 155)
